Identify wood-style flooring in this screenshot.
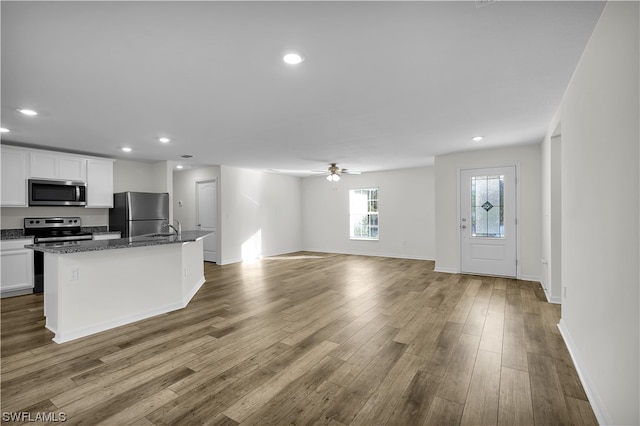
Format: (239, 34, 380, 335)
(1, 252, 597, 425)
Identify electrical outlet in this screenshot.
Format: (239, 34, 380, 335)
(69, 268, 79, 281)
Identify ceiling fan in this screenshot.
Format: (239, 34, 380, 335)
(315, 163, 362, 182)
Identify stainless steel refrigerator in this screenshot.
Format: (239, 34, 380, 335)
(109, 192, 169, 237)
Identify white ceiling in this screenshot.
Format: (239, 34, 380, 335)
(1, 1, 604, 175)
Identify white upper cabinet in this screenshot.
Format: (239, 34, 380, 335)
(30, 151, 86, 181)
(1, 146, 29, 207)
(86, 158, 114, 208)
(1, 146, 114, 208)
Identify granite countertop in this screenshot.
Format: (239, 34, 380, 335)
(25, 231, 212, 254)
(92, 231, 122, 235)
(1, 229, 28, 240)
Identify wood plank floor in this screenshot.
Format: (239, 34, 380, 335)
(1, 252, 597, 425)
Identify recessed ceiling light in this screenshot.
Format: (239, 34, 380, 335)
(472, 136, 484, 142)
(159, 137, 170, 143)
(122, 147, 132, 152)
(176, 165, 184, 169)
(18, 108, 38, 116)
(283, 53, 304, 65)
(0, 128, 9, 133)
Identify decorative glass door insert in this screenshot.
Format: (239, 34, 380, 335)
(471, 175, 504, 238)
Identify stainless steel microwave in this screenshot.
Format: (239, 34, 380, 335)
(28, 179, 87, 206)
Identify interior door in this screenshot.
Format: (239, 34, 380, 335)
(460, 166, 517, 277)
(196, 180, 218, 263)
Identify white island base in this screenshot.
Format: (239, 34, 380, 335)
(44, 239, 205, 343)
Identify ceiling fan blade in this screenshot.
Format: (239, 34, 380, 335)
(341, 169, 362, 175)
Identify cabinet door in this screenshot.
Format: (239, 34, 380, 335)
(0, 249, 34, 292)
(30, 152, 58, 179)
(31, 151, 87, 181)
(86, 159, 114, 208)
(1, 147, 29, 206)
(58, 156, 86, 181)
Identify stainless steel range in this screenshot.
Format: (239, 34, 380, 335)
(24, 217, 93, 293)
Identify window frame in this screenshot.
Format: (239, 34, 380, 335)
(349, 188, 379, 241)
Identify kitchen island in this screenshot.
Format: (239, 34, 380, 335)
(27, 231, 212, 343)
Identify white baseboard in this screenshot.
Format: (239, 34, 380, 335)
(300, 248, 434, 262)
(183, 277, 206, 306)
(1, 288, 35, 298)
(51, 301, 184, 344)
(558, 319, 611, 425)
(543, 287, 561, 304)
(50, 275, 206, 344)
(519, 274, 541, 283)
(433, 266, 459, 274)
(220, 248, 307, 266)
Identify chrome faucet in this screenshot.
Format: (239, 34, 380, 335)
(168, 219, 181, 236)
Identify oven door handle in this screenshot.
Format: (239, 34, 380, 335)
(36, 235, 93, 243)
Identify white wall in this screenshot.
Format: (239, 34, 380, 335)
(113, 159, 172, 193)
(173, 166, 220, 229)
(552, 2, 639, 424)
(113, 159, 174, 221)
(434, 144, 542, 280)
(302, 167, 435, 260)
(219, 166, 302, 264)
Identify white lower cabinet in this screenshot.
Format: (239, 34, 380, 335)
(1, 238, 34, 296)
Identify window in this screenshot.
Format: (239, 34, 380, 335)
(349, 188, 379, 240)
(471, 174, 504, 238)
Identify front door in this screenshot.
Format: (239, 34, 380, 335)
(196, 179, 218, 263)
(460, 166, 517, 277)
